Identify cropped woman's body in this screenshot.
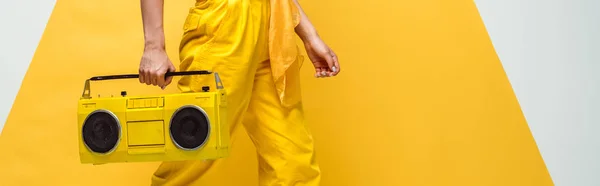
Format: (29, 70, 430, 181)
(138, 0, 340, 185)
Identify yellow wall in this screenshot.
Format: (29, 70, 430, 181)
(0, 0, 554, 185)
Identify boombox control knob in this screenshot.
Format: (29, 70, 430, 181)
(121, 91, 127, 97)
(202, 86, 210, 92)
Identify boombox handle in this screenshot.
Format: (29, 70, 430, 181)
(81, 70, 223, 99)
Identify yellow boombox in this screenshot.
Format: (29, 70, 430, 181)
(77, 71, 229, 164)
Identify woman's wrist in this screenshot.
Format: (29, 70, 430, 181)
(144, 41, 165, 51)
(144, 34, 166, 51)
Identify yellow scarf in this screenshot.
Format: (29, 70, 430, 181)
(269, 0, 303, 107)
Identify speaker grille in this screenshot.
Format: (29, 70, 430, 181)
(170, 106, 210, 150)
(82, 110, 120, 154)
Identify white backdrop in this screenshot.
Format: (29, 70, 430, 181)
(0, 0, 57, 135)
(475, 0, 600, 185)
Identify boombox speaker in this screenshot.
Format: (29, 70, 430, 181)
(77, 71, 229, 164)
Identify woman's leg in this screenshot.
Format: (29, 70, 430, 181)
(151, 0, 271, 185)
(243, 59, 322, 186)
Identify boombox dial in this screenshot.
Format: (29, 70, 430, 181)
(82, 110, 121, 154)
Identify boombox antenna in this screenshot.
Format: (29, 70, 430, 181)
(214, 73, 224, 90)
(82, 79, 92, 99)
(81, 70, 213, 99)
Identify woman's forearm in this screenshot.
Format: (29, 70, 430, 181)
(140, 0, 166, 50)
(293, 0, 319, 43)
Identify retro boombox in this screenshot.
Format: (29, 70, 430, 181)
(77, 71, 229, 164)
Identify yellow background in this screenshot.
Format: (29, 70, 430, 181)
(0, 0, 554, 185)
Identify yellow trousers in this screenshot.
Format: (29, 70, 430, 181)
(151, 0, 320, 185)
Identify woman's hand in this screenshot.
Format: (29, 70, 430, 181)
(292, 0, 340, 78)
(139, 48, 176, 89)
(304, 37, 340, 78)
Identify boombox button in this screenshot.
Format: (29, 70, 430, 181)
(127, 98, 164, 109)
(147, 99, 156, 107)
(202, 86, 210, 92)
(158, 98, 164, 107)
(127, 100, 134, 109)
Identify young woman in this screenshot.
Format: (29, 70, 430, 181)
(138, 0, 340, 185)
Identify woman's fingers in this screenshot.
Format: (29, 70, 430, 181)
(315, 67, 321, 78)
(330, 51, 340, 76)
(163, 64, 176, 89)
(319, 67, 326, 78)
(143, 70, 152, 85)
(139, 69, 146, 84)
